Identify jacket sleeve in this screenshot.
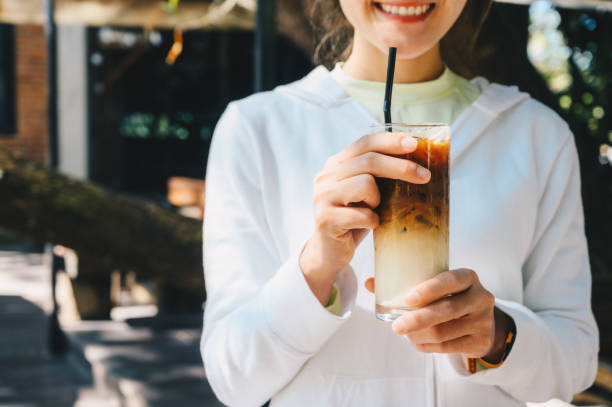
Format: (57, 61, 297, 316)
(448, 132, 599, 402)
(201, 103, 357, 407)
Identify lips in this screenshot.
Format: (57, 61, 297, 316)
(373, 2, 436, 21)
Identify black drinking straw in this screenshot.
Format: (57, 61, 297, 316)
(383, 47, 397, 132)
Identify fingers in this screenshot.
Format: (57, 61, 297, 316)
(392, 288, 477, 334)
(313, 174, 381, 237)
(406, 314, 494, 358)
(406, 269, 479, 307)
(331, 152, 431, 184)
(329, 132, 418, 166)
(405, 314, 474, 345)
(380, 268, 496, 358)
(412, 335, 480, 357)
(320, 174, 381, 209)
(389, 271, 497, 358)
(314, 206, 379, 237)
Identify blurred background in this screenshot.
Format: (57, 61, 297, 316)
(0, 0, 610, 406)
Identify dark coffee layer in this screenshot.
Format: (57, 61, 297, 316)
(375, 138, 450, 233)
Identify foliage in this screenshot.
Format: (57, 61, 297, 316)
(544, 5, 612, 281)
(555, 5, 611, 148)
(0, 150, 204, 290)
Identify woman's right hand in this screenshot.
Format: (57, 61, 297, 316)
(299, 132, 432, 306)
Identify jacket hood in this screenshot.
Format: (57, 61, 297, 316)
(276, 66, 530, 163)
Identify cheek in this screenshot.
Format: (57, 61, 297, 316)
(453, 0, 468, 15)
(338, 0, 371, 29)
(443, 0, 468, 30)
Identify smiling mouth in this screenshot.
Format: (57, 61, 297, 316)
(373, 2, 436, 19)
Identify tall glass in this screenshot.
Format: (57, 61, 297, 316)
(372, 124, 450, 321)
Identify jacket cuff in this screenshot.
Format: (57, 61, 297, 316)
(325, 285, 342, 315)
(446, 298, 541, 385)
(260, 252, 357, 355)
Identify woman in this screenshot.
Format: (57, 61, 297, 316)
(201, 1, 599, 406)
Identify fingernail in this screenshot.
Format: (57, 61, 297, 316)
(401, 137, 417, 150)
(392, 318, 407, 334)
(405, 291, 420, 305)
(417, 167, 431, 180)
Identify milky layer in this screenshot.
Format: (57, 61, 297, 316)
(374, 126, 450, 312)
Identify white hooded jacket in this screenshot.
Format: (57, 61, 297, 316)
(201, 66, 599, 406)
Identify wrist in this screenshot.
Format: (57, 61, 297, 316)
(299, 239, 340, 307)
(482, 306, 512, 362)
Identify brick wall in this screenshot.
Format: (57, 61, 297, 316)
(0, 24, 48, 164)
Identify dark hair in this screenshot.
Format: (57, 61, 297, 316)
(309, 1, 493, 75)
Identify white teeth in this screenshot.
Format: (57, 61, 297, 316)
(379, 3, 431, 16)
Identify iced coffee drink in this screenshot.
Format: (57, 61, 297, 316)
(373, 124, 450, 321)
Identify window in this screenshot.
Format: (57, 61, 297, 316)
(0, 23, 16, 135)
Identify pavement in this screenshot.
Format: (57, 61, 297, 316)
(0, 249, 117, 407)
(1, 248, 611, 407)
(65, 319, 221, 407)
(0, 249, 220, 407)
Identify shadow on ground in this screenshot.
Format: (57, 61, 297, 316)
(0, 295, 93, 407)
(67, 317, 221, 406)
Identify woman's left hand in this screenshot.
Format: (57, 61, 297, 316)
(365, 269, 510, 360)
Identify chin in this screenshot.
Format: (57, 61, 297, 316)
(376, 38, 437, 60)
(397, 45, 436, 59)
